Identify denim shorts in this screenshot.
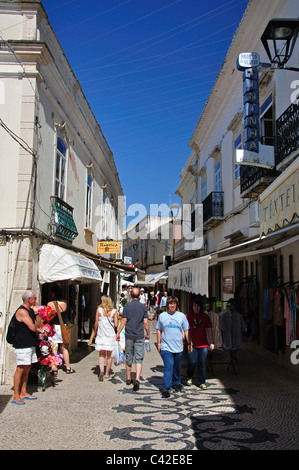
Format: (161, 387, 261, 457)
(14, 346, 38, 366)
(125, 338, 145, 364)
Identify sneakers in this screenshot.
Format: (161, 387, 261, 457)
(98, 373, 104, 381)
(162, 389, 170, 398)
(199, 383, 207, 390)
(172, 384, 182, 392)
(186, 378, 192, 386)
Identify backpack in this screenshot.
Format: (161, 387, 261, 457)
(6, 314, 16, 344)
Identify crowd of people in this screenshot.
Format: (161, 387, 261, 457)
(10, 286, 215, 404)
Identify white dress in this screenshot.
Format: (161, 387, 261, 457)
(95, 308, 117, 351)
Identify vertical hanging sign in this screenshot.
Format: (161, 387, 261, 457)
(235, 52, 274, 168)
(243, 67, 259, 154)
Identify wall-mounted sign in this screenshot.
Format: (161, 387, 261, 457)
(243, 67, 259, 154)
(236, 52, 260, 71)
(223, 276, 234, 294)
(97, 241, 121, 254)
(236, 52, 275, 169)
(259, 157, 299, 235)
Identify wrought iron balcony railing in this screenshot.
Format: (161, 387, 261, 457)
(50, 196, 78, 243)
(203, 191, 224, 225)
(276, 101, 299, 166)
(240, 164, 277, 197)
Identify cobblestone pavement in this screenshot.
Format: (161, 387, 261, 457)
(1, 321, 299, 452)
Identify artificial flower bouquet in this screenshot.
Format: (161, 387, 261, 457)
(37, 306, 62, 387)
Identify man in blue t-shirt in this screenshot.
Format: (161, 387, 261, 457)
(116, 287, 149, 391)
(156, 296, 192, 398)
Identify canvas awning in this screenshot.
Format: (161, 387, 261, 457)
(39, 244, 102, 284)
(168, 256, 210, 296)
(136, 272, 168, 286)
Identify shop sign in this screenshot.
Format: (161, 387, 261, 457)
(97, 241, 121, 254)
(235, 53, 274, 169)
(223, 276, 234, 294)
(237, 52, 260, 71)
(259, 157, 299, 235)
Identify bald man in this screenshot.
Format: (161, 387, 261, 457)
(116, 287, 150, 391)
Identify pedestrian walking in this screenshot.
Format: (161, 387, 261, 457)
(186, 296, 214, 389)
(156, 296, 192, 398)
(139, 288, 147, 305)
(11, 290, 41, 405)
(47, 287, 75, 375)
(147, 291, 156, 321)
(159, 291, 168, 312)
(94, 296, 119, 380)
(116, 287, 150, 391)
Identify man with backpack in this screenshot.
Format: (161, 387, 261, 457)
(11, 291, 41, 405)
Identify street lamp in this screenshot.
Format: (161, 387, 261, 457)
(261, 18, 299, 70)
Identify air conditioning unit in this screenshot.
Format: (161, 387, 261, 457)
(249, 201, 260, 227)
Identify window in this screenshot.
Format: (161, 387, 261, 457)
(55, 137, 67, 199)
(260, 94, 273, 146)
(85, 171, 93, 229)
(234, 134, 241, 181)
(215, 161, 221, 191)
(201, 179, 207, 202)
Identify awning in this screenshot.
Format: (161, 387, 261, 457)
(136, 272, 168, 286)
(208, 222, 299, 266)
(168, 256, 210, 296)
(39, 244, 102, 284)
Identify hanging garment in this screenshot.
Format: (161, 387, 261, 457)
(207, 311, 222, 349)
(219, 309, 247, 350)
(273, 290, 283, 326)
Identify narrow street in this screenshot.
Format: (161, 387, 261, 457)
(1, 320, 298, 452)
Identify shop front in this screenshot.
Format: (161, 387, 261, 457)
(207, 158, 299, 369)
(258, 157, 299, 365)
(39, 244, 103, 351)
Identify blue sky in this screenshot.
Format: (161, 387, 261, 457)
(41, 0, 249, 227)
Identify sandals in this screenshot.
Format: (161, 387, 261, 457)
(65, 368, 76, 374)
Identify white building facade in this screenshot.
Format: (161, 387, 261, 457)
(0, 1, 125, 384)
(173, 0, 299, 370)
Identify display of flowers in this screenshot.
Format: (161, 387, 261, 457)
(37, 306, 62, 374)
(38, 305, 56, 324)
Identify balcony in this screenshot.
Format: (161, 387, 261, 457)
(50, 196, 78, 243)
(276, 101, 299, 169)
(203, 191, 224, 227)
(240, 165, 276, 198)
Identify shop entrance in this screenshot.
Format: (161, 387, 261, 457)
(78, 285, 93, 340)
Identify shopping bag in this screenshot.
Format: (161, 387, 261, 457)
(112, 341, 124, 365)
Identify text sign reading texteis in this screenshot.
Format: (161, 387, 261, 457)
(97, 241, 121, 254)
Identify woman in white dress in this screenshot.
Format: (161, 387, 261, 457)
(94, 296, 118, 381)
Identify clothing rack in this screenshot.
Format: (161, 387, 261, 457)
(207, 350, 238, 375)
